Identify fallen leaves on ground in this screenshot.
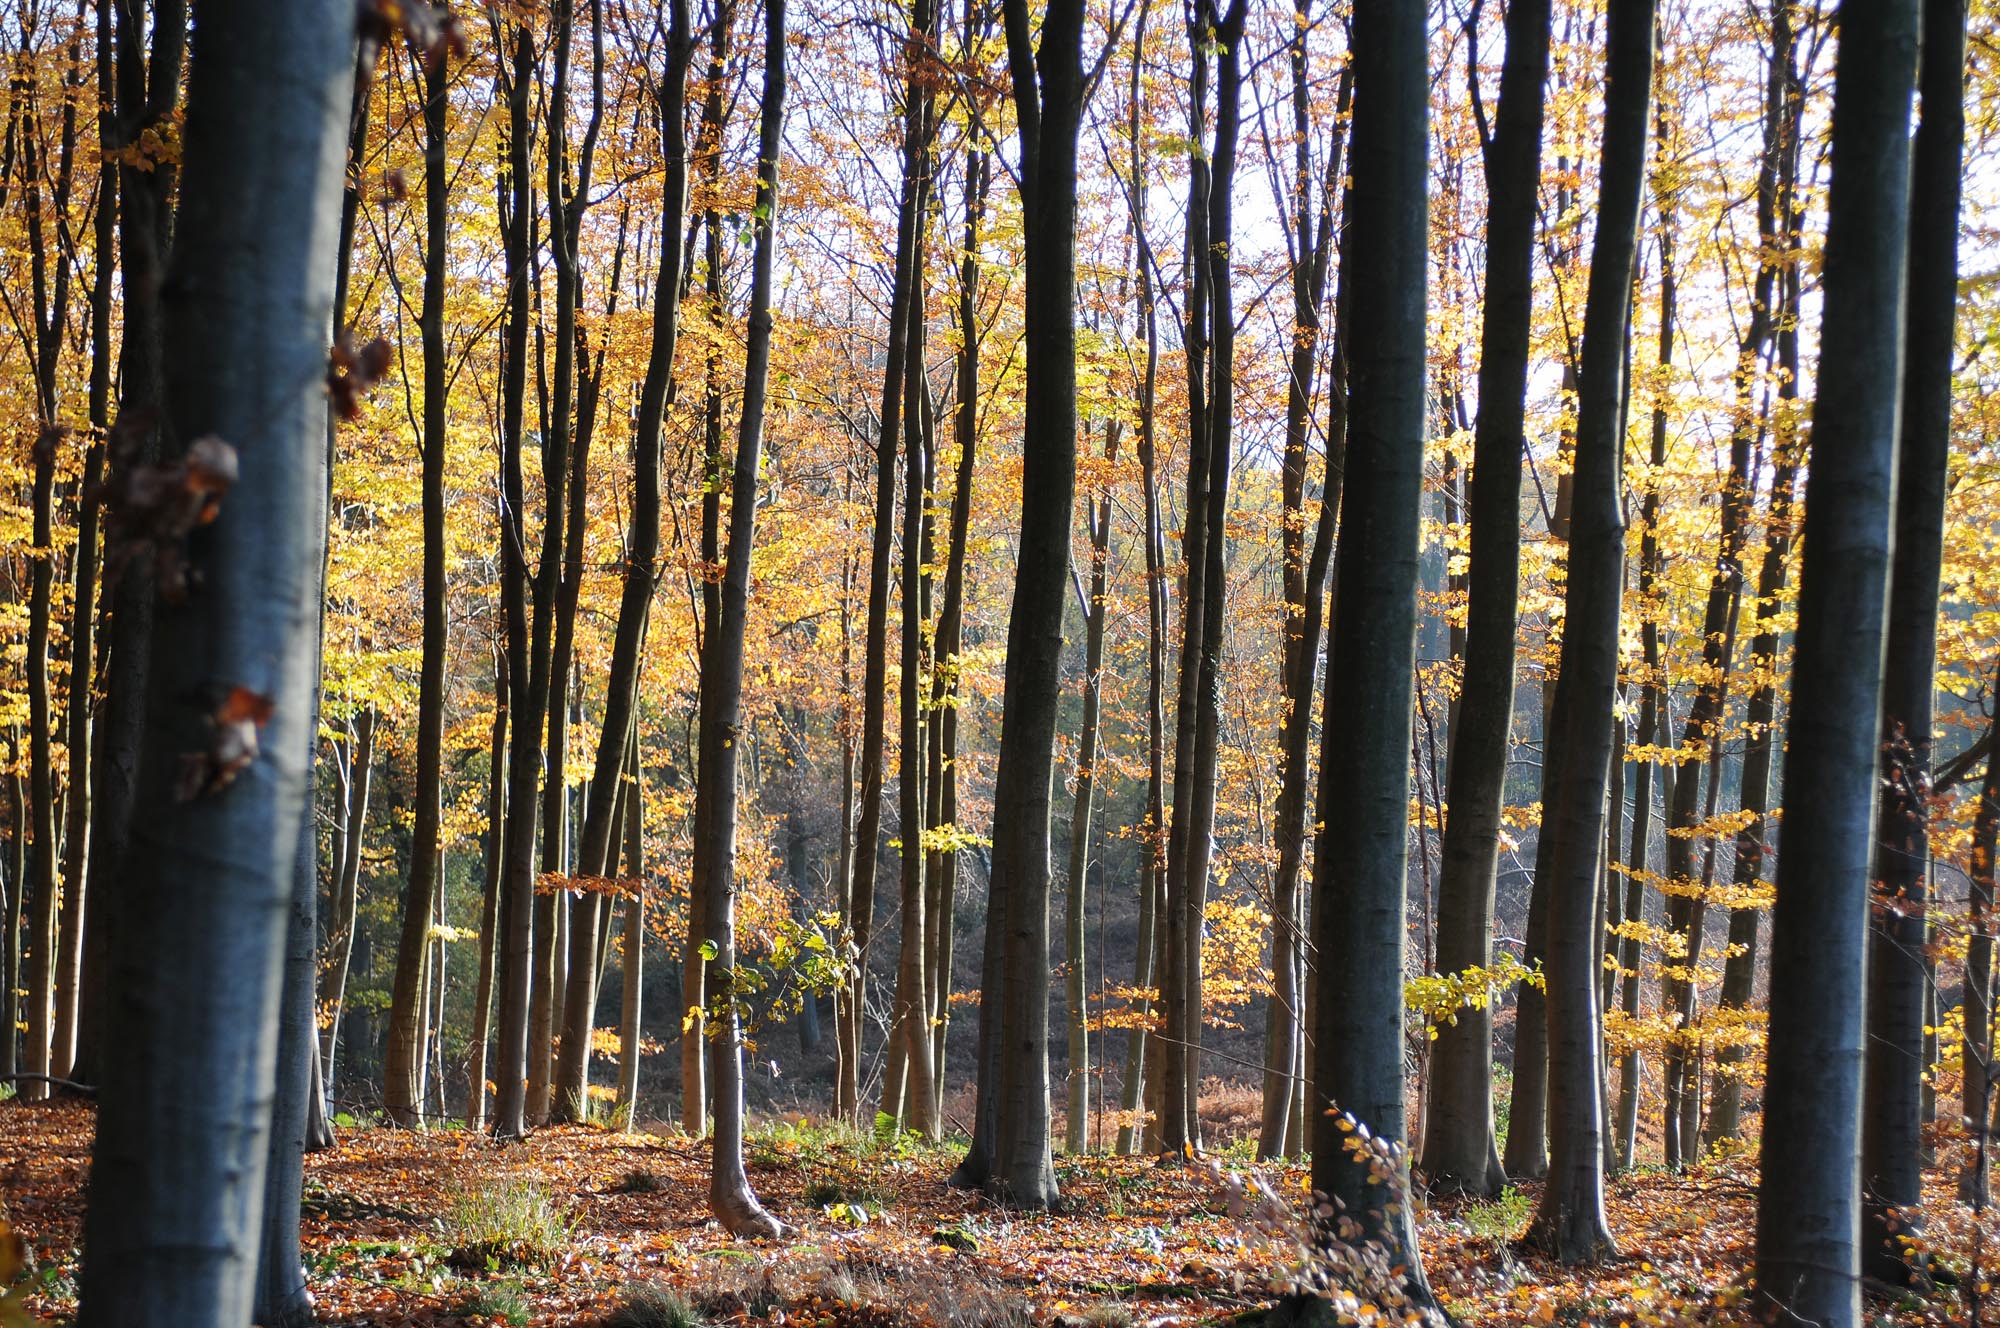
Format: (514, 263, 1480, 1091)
(0, 1101, 1993, 1326)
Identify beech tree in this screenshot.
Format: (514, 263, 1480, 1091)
(691, 0, 787, 1237)
(1307, 0, 1434, 1302)
(1419, 0, 1551, 1198)
(1755, 1, 1920, 1321)
(1861, 0, 1966, 1285)
(952, 0, 1087, 1209)
(75, 0, 351, 1319)
(1522, 0, 1652, 1264)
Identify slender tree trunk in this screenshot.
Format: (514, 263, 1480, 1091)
(1306, 0, 1436, 1303)
(1861, 0, 1964, 1285)
(843, 0, 923, 1128)
(1116, 4, 1164, 1155)
(1064, 424, 1117, 1153)
(82, 0, 186, 1090)
(618, 732, 646, 1126)
(1965, 661, 2000, 1203)
(76, 3, 349, 1316)
(323, 706, 374, 1086)
(1755, 3, 1919, 1320)
(886, 5, 940, 1132)
(926, 109, 987, 1096)
(384, 33, 453, 1130)
(1420, 0, 1551, 1197)
(467, 658, 504, 1131)
(491, 18, 541, 1142)
(1522, 0, 1651, 1265)
(57, 0, 116, 1077)
(695, 0, 786, 1233)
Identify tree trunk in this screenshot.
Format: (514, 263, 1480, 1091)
(323, 706, 374, 1088)
(1420, 0, 1551, 1198)
(1965, 660, 2000, 1204)
(1308, 0, 1436, 1303)
(1064, 423, 1118, 1153)
(76, 2, 348, 1316)
(491, 17, 541, 1142)
(255, 437, 332, 1328)
(80, 0, 186, 1090)
(1521, 0, 1651, 1265)
(466, 656, 506, 1130)
(1755, 2, 1918, 1321)
(384, 31, 453, 1130)
(1861, 0, 1964, 1285)
(1703, 1, 1804, 1152)
(1160, 0, 1244, 1154)
(886, 3, 940, 1133)
(695, 0, 786, 1234)
(618, 733, 646, 1126)
(1116, 4, 1164, 1155)
(926, 106, 987, 1097)
(952, 0, 1087, 1209)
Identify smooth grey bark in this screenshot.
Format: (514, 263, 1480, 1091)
(1419, 0, 1551, 1197)
(1521, 0, 1651, 1265)
(255, 478, 331, 1328)
(385, 32, 453, 1131)
(693, 0, 785, 1235)
(1861, 0, 1964, 1286)
(952, 0, 1086, 1209)
(1307, 0, 1434, 1302)
(1754, 2, 1918, 1322)
(75, 1, 349, 1319)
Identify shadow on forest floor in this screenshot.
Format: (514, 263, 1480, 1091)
(0, 1099, 1986, 1325)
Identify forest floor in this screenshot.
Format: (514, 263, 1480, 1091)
(0, 1097, 1991, 1326)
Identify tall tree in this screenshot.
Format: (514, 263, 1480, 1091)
(1063, 418, 1117, 1154)
(78, 0, 186, 1091)
(1755, 1, 1919, 1321)
(1522, 0, 1653, 1263)
(490, 13, 542, 1142)
(1257, 0, 1350, 1164)
(1861, 0, 1965, 1286)
(384, 23, 455, 1130)
(1419, 0, 1552, 1197)
(886, 0, 941, 1137)
(1307, 0, 1435, 1302)
(554, 0, 686, 1126)
(1158, 0, 1247, 1154)
(951, 0, 1087, 1209)
(75, 0, 350, 1316)
(693, 0, 786, 1236)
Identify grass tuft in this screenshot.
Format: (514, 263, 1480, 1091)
(441, 1177, 576, 1271)
(606, 1282, 708, 1328)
